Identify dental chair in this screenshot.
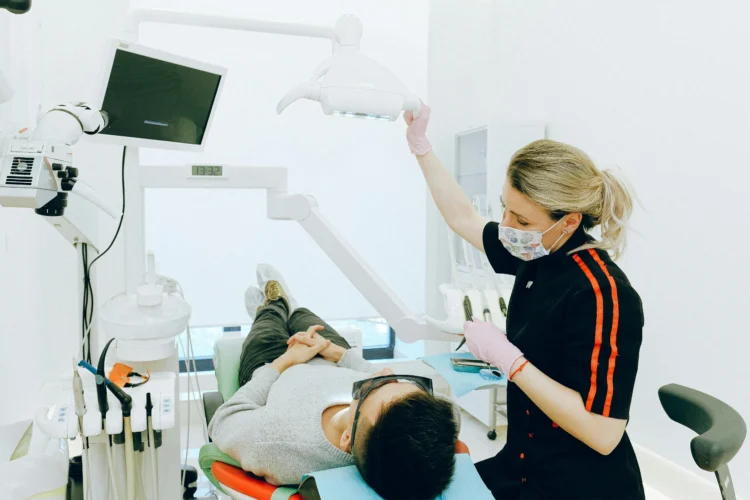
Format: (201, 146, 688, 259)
(200, 334, 309, 500)
(200, 333, 473, 500)
(659, 384, 747, 500)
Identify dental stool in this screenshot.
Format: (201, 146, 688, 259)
(659, 384, 747, 500)
(200, 332, 473, 500)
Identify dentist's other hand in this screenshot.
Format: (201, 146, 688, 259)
(403, 102, 432, 156)
(463, 319, 524, 376)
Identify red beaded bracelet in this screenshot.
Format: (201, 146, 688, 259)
(509, 360, 530, 382)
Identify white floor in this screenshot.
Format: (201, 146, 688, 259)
(183, 409, 673, 500)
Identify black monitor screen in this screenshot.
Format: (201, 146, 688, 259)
(100, 49, 222, 146)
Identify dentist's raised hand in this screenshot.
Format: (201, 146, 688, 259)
(403, 102, 432, 156)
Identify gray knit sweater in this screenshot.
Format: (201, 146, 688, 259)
(208, 350, 377, 486)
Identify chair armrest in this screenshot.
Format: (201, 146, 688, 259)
(203, 391, 225, 429)
(659, 383, 747, 472)
(214, 337, 245, 401)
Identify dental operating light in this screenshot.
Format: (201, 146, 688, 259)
(277, 15, 420, 121)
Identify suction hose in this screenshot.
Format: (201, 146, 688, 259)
(124, 417, 135, 500)
(97, 338, 134, 500)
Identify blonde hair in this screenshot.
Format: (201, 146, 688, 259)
(507, 139, 634, 260)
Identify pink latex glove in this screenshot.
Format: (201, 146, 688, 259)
(403, 102, 432, 155)
(463, 320, 524, 377)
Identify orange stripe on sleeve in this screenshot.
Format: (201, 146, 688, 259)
(572, 254, 604, 412)
(588, 249, 620, 418)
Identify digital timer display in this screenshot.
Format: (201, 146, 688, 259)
(192, 165, 223, 176)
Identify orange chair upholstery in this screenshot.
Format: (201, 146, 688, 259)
(212, 440, 471, 500)
(455, 440, 470, 455)
(212, 461, 302, 500)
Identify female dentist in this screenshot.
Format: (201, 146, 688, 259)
(405, 104, 645, 500)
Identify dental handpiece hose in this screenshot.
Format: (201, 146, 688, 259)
(106, 435, 121, 500)
(79, 360, 118, 388)
(72, 365, 90, 500)
(123, 413, 135, 500)
(107, 383, 134, 500)
(105, 380, 134, 500)
(72, 366, 87, 446)
(93, 366, 118, 500)
(146, 393, 158, 499)
(95, 339, 135, 500)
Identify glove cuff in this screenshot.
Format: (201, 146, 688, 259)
(409, 137, 433, 156)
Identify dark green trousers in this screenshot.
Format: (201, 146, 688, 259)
(238, 300, 351, 387)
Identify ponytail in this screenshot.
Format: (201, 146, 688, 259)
(596, 169, 634, 261)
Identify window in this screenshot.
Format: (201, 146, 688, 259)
(328, 317, 395, 360)
(178, 317, 396, 373)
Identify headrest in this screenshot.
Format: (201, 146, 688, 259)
(298, 454, 492, 500)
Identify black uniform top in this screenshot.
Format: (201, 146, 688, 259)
(475, 222, 645, 500)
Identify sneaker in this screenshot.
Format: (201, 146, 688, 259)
(264, 280, 291, 311)
(244, 285, 265, 321)
(256, 264, 298, 311)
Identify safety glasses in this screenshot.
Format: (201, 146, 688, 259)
(350, 375, 433, 456)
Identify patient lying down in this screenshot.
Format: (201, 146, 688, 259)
(208, 265, 460, 500)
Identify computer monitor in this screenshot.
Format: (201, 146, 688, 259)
(93, 39, 227, 151)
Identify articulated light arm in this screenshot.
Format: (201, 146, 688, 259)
(124, 9, 338, 45)
(267, 192, 456, 344)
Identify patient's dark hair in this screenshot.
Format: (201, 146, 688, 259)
(354, 391, 458, 500)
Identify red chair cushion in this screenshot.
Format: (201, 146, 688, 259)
(455, 440, 470, 455)
(212, 461, 302, 500)
(212, 440, 470, 499)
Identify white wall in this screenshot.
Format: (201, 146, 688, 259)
(427, 0, 750, 492)
(130, 0, 428, 327)
(0, 0, 129, 425)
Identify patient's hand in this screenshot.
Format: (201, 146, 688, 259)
(272, 326, 331, 373)
(288, 326, 346, 363)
